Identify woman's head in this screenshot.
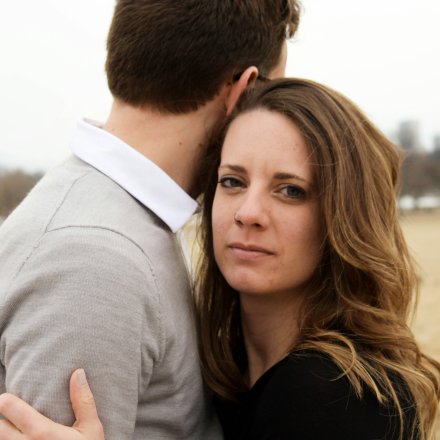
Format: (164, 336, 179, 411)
(201, 78, 410, 328)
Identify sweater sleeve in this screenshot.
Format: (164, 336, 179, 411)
(0, 226, 163, 440)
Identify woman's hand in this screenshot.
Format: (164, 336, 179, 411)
(0, 369, 104, 440)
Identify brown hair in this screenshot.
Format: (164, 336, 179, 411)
(105, 0, 300, 113)
(195, 78, 440, 439)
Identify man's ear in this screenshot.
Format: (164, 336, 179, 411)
(225, 66, 259, 116)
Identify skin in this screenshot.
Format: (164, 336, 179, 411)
(212, 109, 323, 385)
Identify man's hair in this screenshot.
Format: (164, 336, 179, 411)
(105, 0, 300, 113)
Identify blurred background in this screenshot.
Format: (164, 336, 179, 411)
(1, 0, 439, 430)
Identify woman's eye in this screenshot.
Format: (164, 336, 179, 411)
(281, 184, 306, 199)
(218, 176, 243, 188)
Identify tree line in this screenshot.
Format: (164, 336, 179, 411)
(401, 150, 440, 198)
(0, 168, 43, 219)
(0, 150, 439, 221)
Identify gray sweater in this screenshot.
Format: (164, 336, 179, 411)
(0, 156, 221, 439)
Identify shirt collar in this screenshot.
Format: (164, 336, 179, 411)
(70, 119, 199, 232)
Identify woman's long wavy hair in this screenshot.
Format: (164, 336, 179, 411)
(195, 78, 440, 439)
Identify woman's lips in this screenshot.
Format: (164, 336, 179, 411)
(228, 243, 274, 260)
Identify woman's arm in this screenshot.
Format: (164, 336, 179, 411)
(0, 370, 104, 440)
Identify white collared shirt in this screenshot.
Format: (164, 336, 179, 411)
(70, 119, 199, 233)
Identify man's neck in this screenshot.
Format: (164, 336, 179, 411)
(102, 97, 227, 197)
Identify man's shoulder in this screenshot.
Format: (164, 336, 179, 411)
(22, 155, 168, 243)
(46, 157, 155, 232)
(0, 156, 178, 290)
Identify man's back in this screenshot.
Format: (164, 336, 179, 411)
(0, 156, 220, 439)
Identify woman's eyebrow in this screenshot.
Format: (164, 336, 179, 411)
(218, 164, 246, 173)
(218, 166, 311, 185)
(273, 172, 308, 183)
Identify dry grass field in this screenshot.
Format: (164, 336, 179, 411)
(401, 209, 440, 437)
(401, 210, 440, 360)
(401, 210, 440, 362)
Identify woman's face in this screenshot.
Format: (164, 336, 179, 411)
(212, 109, 323, 299)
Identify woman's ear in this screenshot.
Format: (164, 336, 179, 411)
(225, 66, 259, 115)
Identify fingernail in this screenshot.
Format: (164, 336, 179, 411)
(77, 369, 88, 386)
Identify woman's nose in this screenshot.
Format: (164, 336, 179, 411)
(233, 191, 269, 228)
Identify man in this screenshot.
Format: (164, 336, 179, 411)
(0, 1, 299, 438)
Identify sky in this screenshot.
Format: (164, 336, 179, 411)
(1, 0, 439, 172)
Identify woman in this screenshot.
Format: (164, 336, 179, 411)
(195, 78, 440, 439)
(0, 78, 439, 439)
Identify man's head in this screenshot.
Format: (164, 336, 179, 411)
(105, 0, 300, 114)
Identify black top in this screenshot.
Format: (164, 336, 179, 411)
(214, 352, 417, 440)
